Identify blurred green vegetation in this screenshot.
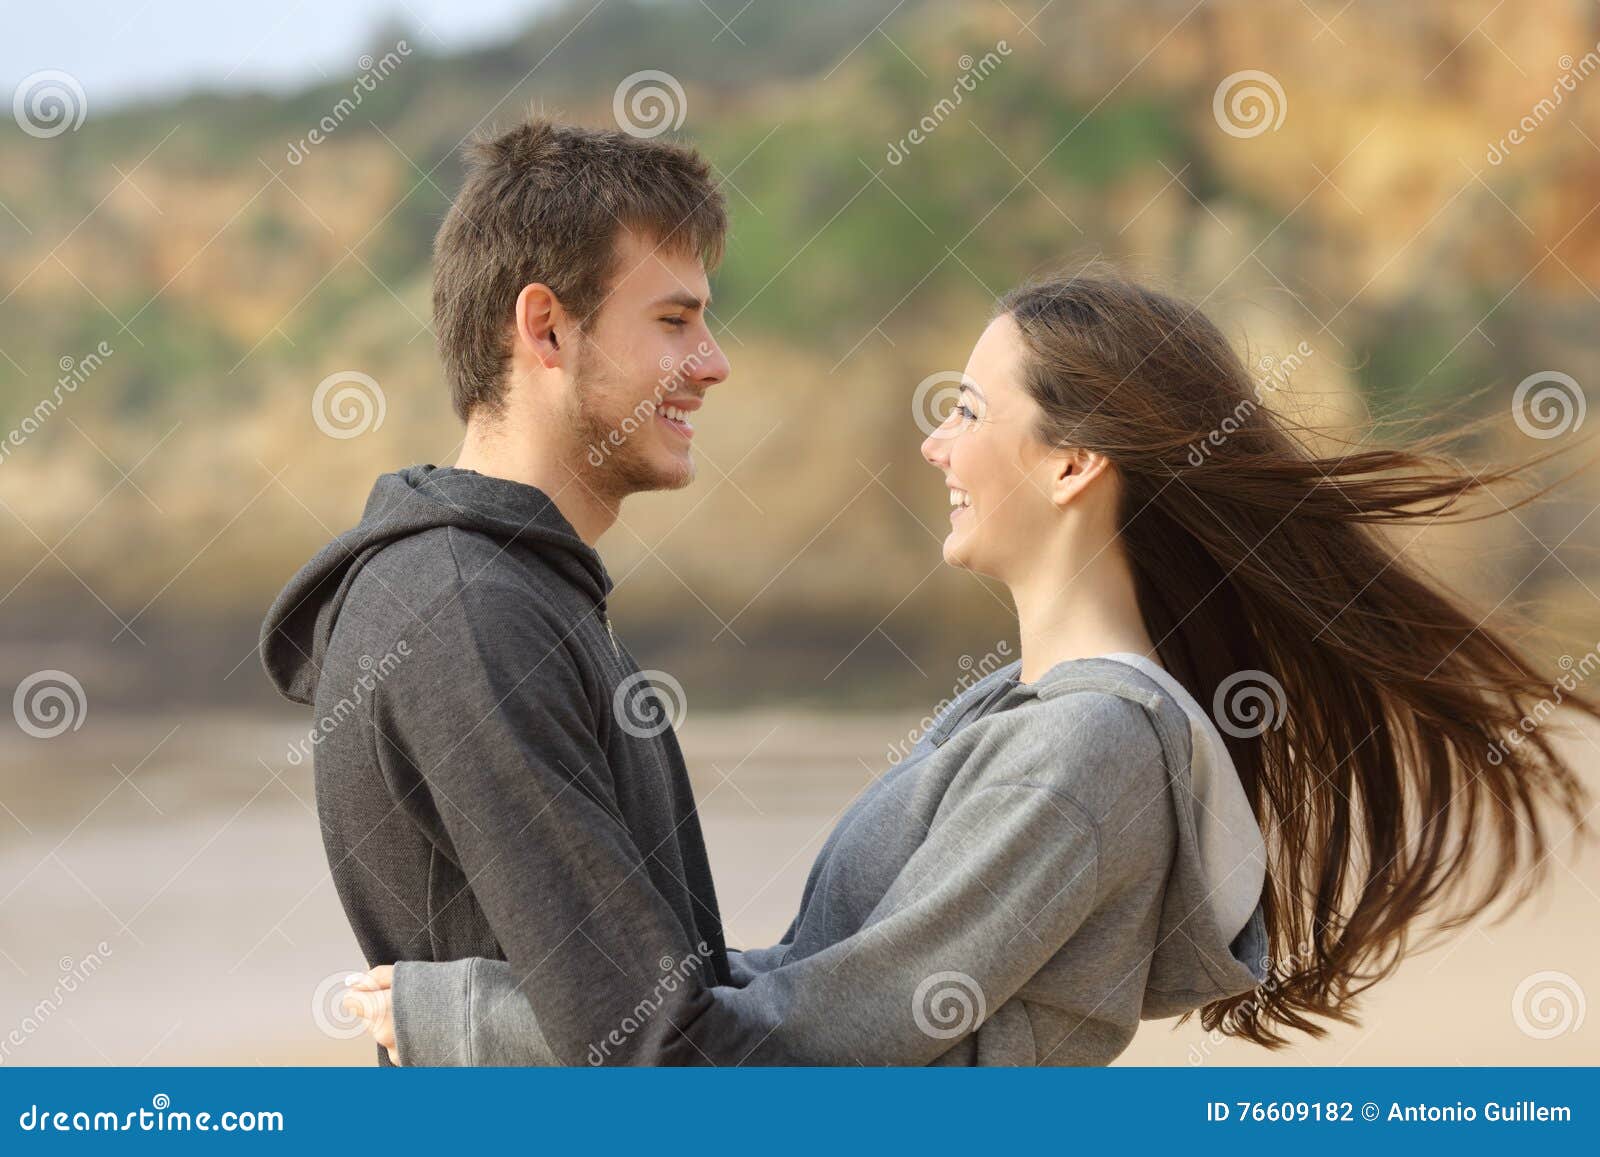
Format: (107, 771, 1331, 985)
(0, 0, 1594, 704)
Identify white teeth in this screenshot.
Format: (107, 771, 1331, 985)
(660, 404, 692, 425)
(949, 488, 970, 507)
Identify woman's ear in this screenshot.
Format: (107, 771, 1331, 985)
(1048, 447, 1114, 509)
(513, 283, 567, 369)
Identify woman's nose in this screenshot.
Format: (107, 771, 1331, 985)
(921, 410, 957, 466)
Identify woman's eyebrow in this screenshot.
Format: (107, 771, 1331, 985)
(960, 380, 986, 400)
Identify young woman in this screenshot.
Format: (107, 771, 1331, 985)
(345, 273, 1595, 1064)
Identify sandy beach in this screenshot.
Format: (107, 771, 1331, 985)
(1, 707, 1594, 1066)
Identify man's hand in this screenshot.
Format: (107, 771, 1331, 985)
(341, 965, 397, 1064)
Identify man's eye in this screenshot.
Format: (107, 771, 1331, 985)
(661, 317, 688, 328)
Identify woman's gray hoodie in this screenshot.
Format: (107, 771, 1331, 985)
(392, 653, 1271, 1066)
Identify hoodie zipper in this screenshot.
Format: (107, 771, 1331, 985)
(604, 615, 620, 657)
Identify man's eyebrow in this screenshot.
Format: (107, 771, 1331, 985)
(649, 291, 709, 311)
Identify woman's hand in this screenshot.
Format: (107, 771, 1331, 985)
(341, 965, 397, 1063)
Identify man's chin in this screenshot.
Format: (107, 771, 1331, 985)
(651, 449, 695, 491)
(607, 452, 694, 496)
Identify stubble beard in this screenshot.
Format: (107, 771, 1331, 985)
(566, 338, 695, 502)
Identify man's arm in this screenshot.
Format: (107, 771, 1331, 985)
(388, 696, 1142, 1065)
(374, 581, 712, 1065)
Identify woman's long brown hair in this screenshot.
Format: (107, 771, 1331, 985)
(1000, 272, 1596, 1047)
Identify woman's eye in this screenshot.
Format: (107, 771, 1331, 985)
(956, 403, 977, 421)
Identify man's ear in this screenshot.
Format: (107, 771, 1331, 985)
(1048, 446, 1114, 509)
(513, 283, 569, 369)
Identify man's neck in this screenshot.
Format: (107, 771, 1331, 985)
(455, 424, 619, 545)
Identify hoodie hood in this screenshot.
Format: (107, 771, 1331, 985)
(933, 654, 1270, 1015)
(1100, 652, 1268, 946)
(259, 465, 609, 706)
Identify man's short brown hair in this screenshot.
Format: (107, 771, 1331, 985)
(432, 116, 727, 421)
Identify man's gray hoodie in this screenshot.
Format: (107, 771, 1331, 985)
(259, 465, 731, 1066)
(392, 651, 1272, 1066)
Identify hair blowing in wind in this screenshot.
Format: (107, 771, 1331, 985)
(1000, 272, 1596, 1046)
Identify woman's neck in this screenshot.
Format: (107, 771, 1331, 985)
(1008, 542, 1157, 683)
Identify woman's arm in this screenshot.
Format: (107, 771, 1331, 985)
(386, 947, 778, 1066)
(382, 694, 1145, 1065)
(392, 958, 557, 1066)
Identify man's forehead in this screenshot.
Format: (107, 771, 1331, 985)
(611, 230, 707, 286)
(611, 239, 709, 299)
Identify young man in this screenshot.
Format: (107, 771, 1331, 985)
(260, 118, 732, 1065)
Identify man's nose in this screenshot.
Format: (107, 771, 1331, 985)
(689, 332, 730, 387)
